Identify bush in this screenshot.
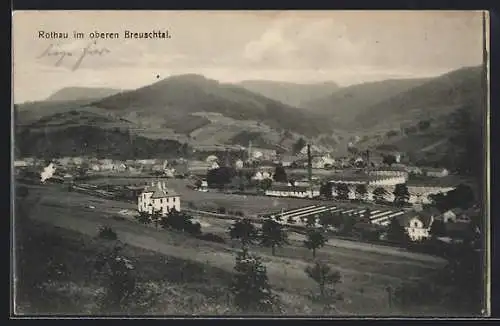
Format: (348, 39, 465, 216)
(184, 221, 202, 236)
(196, 233, 226, 244)
(98, 226, 118, 240)
(230, 248, 281, 313)
(217, 207, 227, 214)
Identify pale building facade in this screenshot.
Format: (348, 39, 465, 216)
(138, 181, 181, 216)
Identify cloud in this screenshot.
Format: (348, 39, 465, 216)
(13, 11, 484, 102)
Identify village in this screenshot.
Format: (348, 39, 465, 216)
(14, 139, 481, 250)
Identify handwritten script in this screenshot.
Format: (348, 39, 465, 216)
(37, 40, 111, 71)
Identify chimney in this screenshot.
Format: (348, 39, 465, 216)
(307, 144, 313, 197)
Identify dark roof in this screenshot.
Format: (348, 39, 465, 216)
(150, 188, 178, 198)
(397, 212, 433, 228)
(328, 174, 375, 183)
(268, 184, 319, 192)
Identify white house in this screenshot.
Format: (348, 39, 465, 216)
(234, 159, 244, 169)
(442, 208, 473, 224)
(206, 155, 219, 163)
(90, 164, 101, 172)
(399, 212, 434, 242)
(138, 181, 181, 216)
(14, 160, 28, 168)
(198, 180, 209, 192)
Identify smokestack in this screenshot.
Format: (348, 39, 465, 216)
(307, 144, 312, 197)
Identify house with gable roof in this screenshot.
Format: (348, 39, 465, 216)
(397, 210, 435, 242)
(138, 181, 181, 216)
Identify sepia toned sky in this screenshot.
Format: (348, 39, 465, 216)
(13, 11, 485, 103)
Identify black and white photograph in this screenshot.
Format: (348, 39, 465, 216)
(11, 10, 489, 317)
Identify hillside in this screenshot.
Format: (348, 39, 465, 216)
(45, 87, 123, 102)
(92, 74, 331, 137)
(15, 125, 185, 160)
(354, 66, 483, 130)
(237, 80, 340, 107)
(303, 78, 431, 128)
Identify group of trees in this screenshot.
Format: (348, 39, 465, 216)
(428, 184, 475, 212)
(205, 164, 289, 192)
(135, 209, 202, 236)
(228, 217, 342, 313)
(228, 218, 329, 259)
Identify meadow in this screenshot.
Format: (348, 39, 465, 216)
(13, 182, 457, 316)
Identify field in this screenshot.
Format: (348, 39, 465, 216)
(82, 177, 408, 218)
(13, 181, 461, 316)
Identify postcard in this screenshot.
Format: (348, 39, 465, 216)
(11, 10, 490, 317)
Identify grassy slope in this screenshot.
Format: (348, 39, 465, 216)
(303, 78, 431, 128)
(15, 125, 183, 160)
(354, 66, 482, 131)
(14, 183, 462, 316)
(93, 74, 331, 137)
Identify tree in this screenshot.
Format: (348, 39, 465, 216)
(429, 219, 446, 239)
(206, 166, 236, 189)
(136, 211, 152, 225)
(151, 210, 162, 229)
(260, 219, 288, 255)
(160, 209, 197, 234)
(94, 246, 159, 313)
(448, 184, 475, 210)
(304, 228, 327, 258)
(418, 120, 431, 131)
(355, 184, 368, 201)
(429, 184, 475, 212)
(393, 183, 410, 207)
(382, 155, 397, 167)
(305, 261, 342, 299)
(230, 248, 279, 313)
(98, 225, 118, 240)
(229, 219, 259, 247)
(335, 183, 350, 200)
(259, 178, 272, 191)
(292, 137, 306, 154)
(306, 215, 317, 228)
(372, 187, 388, 203)
(320, 182, 332, 199)
(273, 164, 287, 183)
(387, 218, 410, 245)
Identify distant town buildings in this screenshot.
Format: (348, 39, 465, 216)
(265, 183, 320, 199)
(424, 167, 450, 178)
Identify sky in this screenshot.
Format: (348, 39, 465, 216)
(13, 11, 485, 103)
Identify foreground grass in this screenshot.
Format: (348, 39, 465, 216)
(16, 219, 343, 315)
(15, 220, 237, 315)
(15, 184, 463, 316)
